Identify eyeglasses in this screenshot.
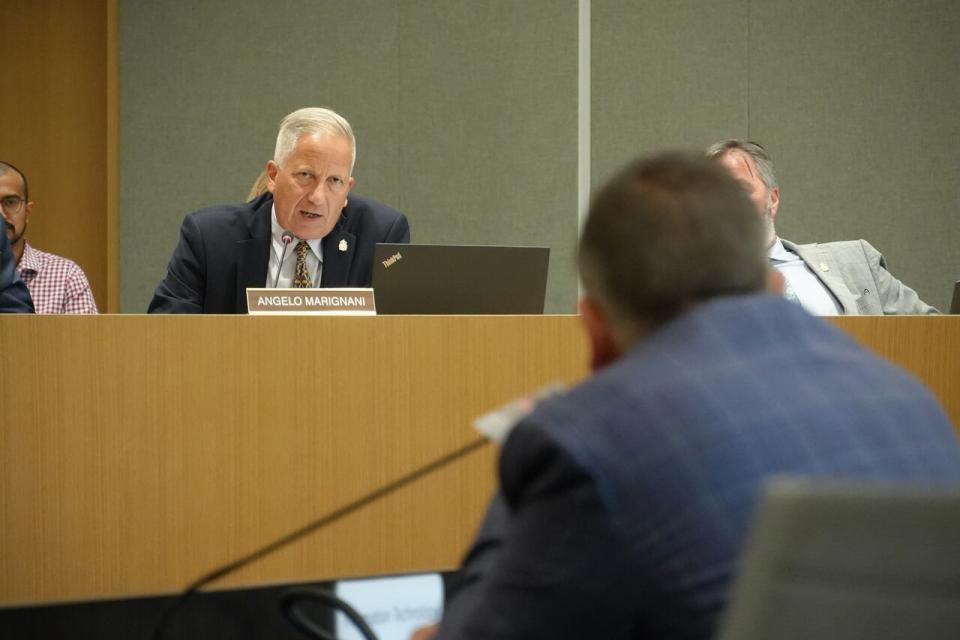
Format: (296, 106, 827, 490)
(1, 195, 25, 215)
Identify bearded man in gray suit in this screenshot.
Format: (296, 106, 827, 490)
(708, 139, 937, 315)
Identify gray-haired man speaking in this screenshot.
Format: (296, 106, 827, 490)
(149, 107, 409, 314)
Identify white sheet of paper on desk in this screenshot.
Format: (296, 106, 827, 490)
(473, 382, 566, 443)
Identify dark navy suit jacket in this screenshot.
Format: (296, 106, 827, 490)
(147, 192, 409, 314)
(0, 230, 33, 313)
(437, 294, 960, 640)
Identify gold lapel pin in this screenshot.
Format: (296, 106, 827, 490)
(819, 263, 830, 272)
(339, 239, 348, 252)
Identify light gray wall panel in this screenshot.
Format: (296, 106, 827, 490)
(592, 0, 749, 187)
(121, 1, 401, 312)
(121, 0, 578, 314)
(593, 0, 958, 311)
(749, 0, 960, 311)
(395, 1, 579, 313)
(122, 1, 958, 314)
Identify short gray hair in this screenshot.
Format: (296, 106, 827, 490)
(274, 107, 356, 172)
(706, 139, 777, 191)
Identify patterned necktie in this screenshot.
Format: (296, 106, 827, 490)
(770, 259, 801, 306)
(294, 240, 312, 288)
(782, 277, 802, 305)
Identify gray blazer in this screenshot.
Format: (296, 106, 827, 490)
(782, 238, 938, 315)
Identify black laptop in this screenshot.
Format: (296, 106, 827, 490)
(951, 280, 960, 314)
(372, 244, 550, 314)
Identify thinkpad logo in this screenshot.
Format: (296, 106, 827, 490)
(381, 252, 402, 268)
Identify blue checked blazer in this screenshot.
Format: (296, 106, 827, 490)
(437, 294, 960, 640)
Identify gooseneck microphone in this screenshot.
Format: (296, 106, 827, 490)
(150, 435, 490, 640)
(273, 230, 296, 288)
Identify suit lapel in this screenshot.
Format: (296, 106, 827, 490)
(787, 241, 862, 314)
(236, 195, 273, 312)
(321, 225, 357, 286)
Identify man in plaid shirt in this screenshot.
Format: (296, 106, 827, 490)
(0, 162, 97, 314)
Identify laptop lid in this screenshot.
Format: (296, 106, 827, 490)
(951, 280, 960, 314)
(372, 244, 549, 314)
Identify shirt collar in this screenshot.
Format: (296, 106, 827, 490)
(270, 204, 323, 262)
(18, 242, 42, 274)
(767, 237, 796, 263)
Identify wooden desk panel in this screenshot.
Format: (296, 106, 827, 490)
(830, 317, 960, 430)
(0, 315, 587, 605)
(1, 314, 956, 606)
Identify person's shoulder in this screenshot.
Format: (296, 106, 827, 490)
(24, 245, 79, 270)
(505, 356, 658, 466)
(521, 296, 852, 443)
(25, 246, 93, 287)
(788, 238, 878, 254)
(182, 194, 270, 232)
(817, 239, 875, 250)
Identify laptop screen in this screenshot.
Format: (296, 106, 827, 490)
(372, 244, 549, 314)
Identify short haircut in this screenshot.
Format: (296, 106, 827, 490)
(0, 161, 29, 201)
(706, 139, 778, 191)
(579, 152, 769, 328)
(273, 107, 356, 172)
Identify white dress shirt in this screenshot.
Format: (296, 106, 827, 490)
(266, 205, 324, 287)
(768, 238, 841, 316)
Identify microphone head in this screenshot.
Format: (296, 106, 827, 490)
(281, 231, 295, 245)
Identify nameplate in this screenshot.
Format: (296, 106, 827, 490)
(246, 288, 376, 315)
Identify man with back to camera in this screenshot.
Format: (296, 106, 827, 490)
(707, 139, 936, 315)
(148, 107, 410, 314)
(0, 162, 97, 314)
(420, 152, 960, 640)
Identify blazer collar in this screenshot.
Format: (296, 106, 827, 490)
(320, 207, 356, 286)
(781, 238, 862, 314)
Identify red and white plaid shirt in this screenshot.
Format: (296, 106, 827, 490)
(17, 243, 98, 314)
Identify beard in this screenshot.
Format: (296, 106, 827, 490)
(5, 220, 25, 247)
(761, 197, 777, 247)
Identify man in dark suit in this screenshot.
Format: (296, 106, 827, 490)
(148, 107, 409, 314)
(427, 153, 960, 639)
(0, 222, 33, 313)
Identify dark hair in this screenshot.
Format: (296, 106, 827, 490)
(0, 161, 29, 201)
(578, 152, 768, 327)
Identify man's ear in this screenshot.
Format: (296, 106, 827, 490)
(767, 268, 785, 295)
(266, 161, 279, 192)
(578, 297, 621, 372)
(768, 185, 780, 219)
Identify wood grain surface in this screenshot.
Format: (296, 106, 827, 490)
(1, 314, 956, 606)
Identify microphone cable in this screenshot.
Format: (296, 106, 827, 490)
(149, 435, 489, 640)
(280, 586, 378, 640)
